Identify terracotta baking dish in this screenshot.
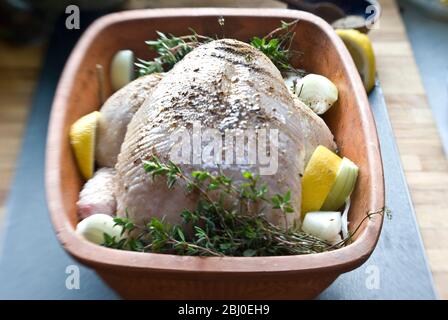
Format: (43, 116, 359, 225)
(46, 8, 384, 299)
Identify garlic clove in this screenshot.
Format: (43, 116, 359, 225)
(110, 50, 135, 91)
(75, 213, 123, 245)
(302, 211, 342, 242)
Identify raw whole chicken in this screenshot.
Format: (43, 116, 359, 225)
(111, 39, 336, 229)
(76, 168, 116, 219)
(78, 39, 336, 230)
(96, 73, 163, 167)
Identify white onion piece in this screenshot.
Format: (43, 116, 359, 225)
(341, 197, 351, 240)
(110, 50, 135, 91)
(321, 157, 359, 211)
(295, 74, 338, 114)
(76, 213, 123, 245)
(302, 211, 342, 243)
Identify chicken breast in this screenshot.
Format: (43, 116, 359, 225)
(96, 73, 163, 167)
(291, 96, 336, 164)
(115, 39, 336, 229)
(77, 168, 116, 219)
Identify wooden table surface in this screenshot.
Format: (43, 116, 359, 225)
(0, 0, 446, 298)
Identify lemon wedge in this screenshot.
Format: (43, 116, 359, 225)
(69, 111, 100, 180)
(336, 29, 376, 93)
(301, 146, 342, 216)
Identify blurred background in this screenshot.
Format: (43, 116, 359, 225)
(0, 0, 447, 299)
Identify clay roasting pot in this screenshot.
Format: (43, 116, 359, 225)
(46, 8, 384, 299)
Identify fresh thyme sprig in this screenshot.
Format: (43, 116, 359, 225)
(136, 30, 214, 76)
(249, 20, 304, 75)
(103, 156, 385, 256)
(137, 20, 305, 77)
(103, 156, 336, 256)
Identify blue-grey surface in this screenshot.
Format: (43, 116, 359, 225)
(399, 0, 448, 154)
(0, 15, 437, 300)
(0, 13, 119, 300)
